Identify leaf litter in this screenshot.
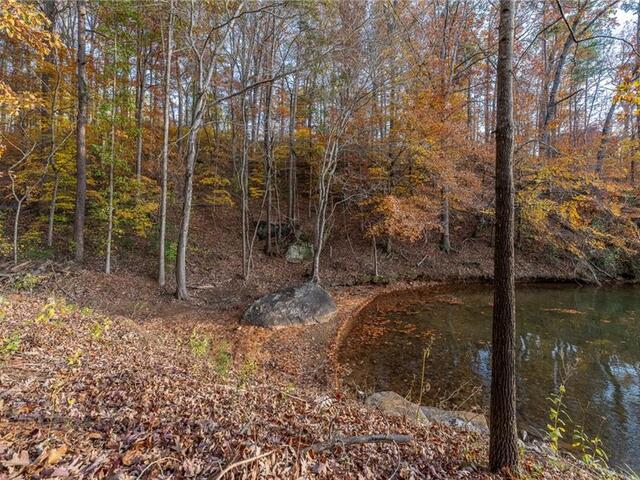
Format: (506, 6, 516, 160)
(0, 291, 609, 479)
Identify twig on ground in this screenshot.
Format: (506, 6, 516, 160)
(304, 434, 413, 454)
(214, 449, 275, 480)
(135, 456, 178, 480)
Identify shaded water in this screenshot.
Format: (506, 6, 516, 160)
(339, 285, 640, 472)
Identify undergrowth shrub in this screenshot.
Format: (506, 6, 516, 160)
(188, 328, 210, 357)
(0, 332, 21, 357)
(12, 273, 43, 292)
(213, 341, 232, 376)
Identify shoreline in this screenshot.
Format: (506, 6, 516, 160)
(2, 271, 633, 478)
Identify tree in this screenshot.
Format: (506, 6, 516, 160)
(489, 0, 518, 473)
(158, 0, 174, 287)
(74, 0, 88, 262)
(0, 0, 62, 263)
(175, 2, 244, 300)
(105, 35, 117, 274)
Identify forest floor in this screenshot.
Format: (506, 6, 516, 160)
(0, 284, 613, 480)
(0, 205, 625, 479)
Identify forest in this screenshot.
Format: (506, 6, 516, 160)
(1, 0, 640, 478)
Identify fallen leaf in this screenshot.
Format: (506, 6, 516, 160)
(3, 450, 30, 467)
(47, 445, 67, 465)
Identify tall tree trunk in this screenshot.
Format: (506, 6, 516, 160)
(158, 0, 174, 287)
(241, 95, 251, 278)
(490, 0, 518, 473)
(105, 36, 117, 274)
(288, 70, 298, 224)
(44, 0, 59, 248)
(263, 19, 276, 255)
(633, 1, 640, 184)
(74, 0, 88, 262)
(539, 26, 575, 157)
(175, 2, 243, 300)
(176, 111, 200, 300)
(312, 142, 335, 284)
(263, 81, 274, 255)
(312, 117, 346, 284)
(135, 25, 146, 190)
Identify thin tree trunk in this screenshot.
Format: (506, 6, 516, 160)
(312, 127, 344, 283)
(241, 95, 250, 279)
(175, 2, 244, 300)
(135, 25, 146, 190)
(264, 83, 273, 255)
(176, 117, 199, 300)
(595, 98, 617, 176)
(484, 27, 492, 144)
(13, 201, 22, 265)
(490, 0, 518, 473)
(372, 235, 379, 277)
(288, 69, 298, 224)
(263, 19, 276, 255)
(312, 144, 335, 284)
(46, 61, 60, 249)
(540, 26, 575, 157)
(47, 174, 59, 247)
(43, 0, 58, 249)
(158, 0, 174, 287)
(105, 36, 117, 274)
(441, 187, 451, 253)
(74, 0, 88, 263)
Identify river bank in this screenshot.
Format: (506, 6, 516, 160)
(4, 262, 636, 478)
(2, 282, 621, 479)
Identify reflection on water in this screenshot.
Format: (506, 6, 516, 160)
(339, 285, 640, 472)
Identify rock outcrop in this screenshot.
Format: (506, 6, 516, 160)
(366, 391, 488, 433)
(285, 241, 313, 263)
(365, 391, 430, 425)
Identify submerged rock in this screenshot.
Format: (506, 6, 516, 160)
(242, 282, 337, 328)
(365, 391, 488, 433)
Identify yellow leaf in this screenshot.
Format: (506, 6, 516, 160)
(47, 445, 67, 465)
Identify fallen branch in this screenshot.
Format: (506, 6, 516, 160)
(214, 449, 275, 480)
(304, 434, 413, 454)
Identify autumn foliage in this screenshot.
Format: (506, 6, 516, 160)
(0, 0, 638, 283)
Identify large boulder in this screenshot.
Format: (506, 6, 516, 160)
(286, 241, 313, 263)
(242, 282, 337, 328)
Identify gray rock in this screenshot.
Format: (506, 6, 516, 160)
(286, 241, 313, 263)
(365, 391, 488, 433)
(365, 391, 430, 425)
(242, 282, 337, 328)
(420, 405, 488, 433)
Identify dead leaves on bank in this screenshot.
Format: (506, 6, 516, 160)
(0, 293, 601, 479)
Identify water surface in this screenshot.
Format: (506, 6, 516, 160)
(339, 284, 640, 472)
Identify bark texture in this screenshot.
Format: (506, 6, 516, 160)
(490, 0, 518, 473)
(74, 0, 88, 262)
(158, 0, 174, 287)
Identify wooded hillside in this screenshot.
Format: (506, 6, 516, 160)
(1, 0, 639, 293)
